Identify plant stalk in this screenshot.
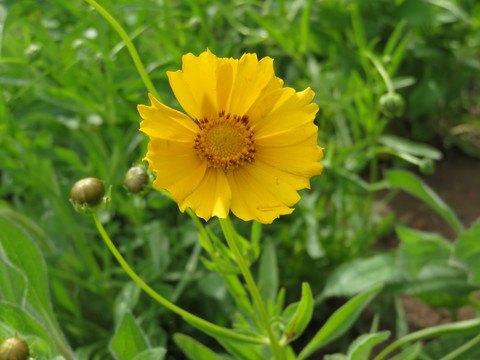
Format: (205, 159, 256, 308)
(92, 212, 267, 345)
(219, 217, 286, 360)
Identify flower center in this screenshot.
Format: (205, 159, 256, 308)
(194, 111, 256, 171)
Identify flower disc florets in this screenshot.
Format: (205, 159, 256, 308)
(194, 111, 256, 171)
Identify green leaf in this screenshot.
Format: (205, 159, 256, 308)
(173, 333, 222, 360)
(113, 281, 142, 325)
(374, 318, 480, 360)
(384, 170, 463, 233)
(324, 355, 347, 360)
(216, 338, 264, 360)
(452, 220, 480, 283)
(396, 225, 452, 277)
(258, 242, 278, 304)
(0, 214, 53, 319)
(283, 283, 314, 343)
(322, 254, 403, 297)
(110, 312, 149, 360)
(385, 265, 477, 297)
(426, 0, 471, 24)
(132, 348, 167, 360)
(0, 215, 74, 359)
(379, 135, 442, 160)
(346, 331, 390, 360)
(0, 302, 55, 357)
(0, 257, 27, 305)
(299, 284, 383, 360)
(389, 342, 422, 360)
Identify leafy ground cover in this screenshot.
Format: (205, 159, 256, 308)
(1, 0, 480, 359)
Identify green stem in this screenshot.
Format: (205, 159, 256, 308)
(92, 212, 267, 345)
(83, 0, 161, 100)
(365, 51, 395, 94)
(373, 318, 480, 360)
(219, 218, 286, 360)
(440, 333, 480, 360)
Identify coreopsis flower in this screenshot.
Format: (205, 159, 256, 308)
(138, 50, 323, 223)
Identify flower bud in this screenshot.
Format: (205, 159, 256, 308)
(71, 177, 105, 206)
(70, 177, 110, 213)
(124, 165, 149, 194)
(0, 336, 30, 360)
(380, 92, 405, 117)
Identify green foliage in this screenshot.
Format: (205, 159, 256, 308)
(1, 0, 480, 359)
(298, 285, 383, 360)
(0, 214, 73, 359)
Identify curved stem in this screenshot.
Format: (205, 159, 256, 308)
(373, 318, 480, 360)
(219, 218, 286, 360)
(92, 212, 267, 345)
(365, 51, 394, 94)
(440, 333, 480, 360)
(83, 0, 161, 100)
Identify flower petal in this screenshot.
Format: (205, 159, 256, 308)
(252, 160, 312, 189)
(179, 168, 232, 220)
(139, 94, 198, 142)
(227, 167, 294, 223)
(168, 50, 231, 120)
(256, 123, 319, 147)
(252, 87, 318, 138)
(256, 134, 324, 180)
(243, 163, 300, 206)
(227, 54, 277, 115)
(145, 137, 207, 200)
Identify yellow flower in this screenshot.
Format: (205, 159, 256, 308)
(138, 50, 323, 223)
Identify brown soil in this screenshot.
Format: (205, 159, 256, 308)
(381, 155, 480, 329)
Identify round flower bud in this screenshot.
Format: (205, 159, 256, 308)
(70, 177, 105, 207)
(124, 166, 149, 194)
(0, 336, 30, 360)
(380, 92, 405, 118)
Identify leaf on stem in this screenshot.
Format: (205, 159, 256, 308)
(173, 333, 222, 360)
(282, 283, 314, 344)
(451, 220, 480, 283)
(299, 284, 383, 360)
(384, 170, 463, 233)
(109, 312, 150, 360)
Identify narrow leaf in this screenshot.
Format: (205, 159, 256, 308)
(299, 285, 383, 359)
(258, 243, 278, 304)
(379, 135, 442, 160)
(322, 254, 403, 297)
(396, 225, 452, 277)
(389, 342, 422, 360)
(110, 312, 149, 360)
(384, 170, 463, 233)
(283, 283, 314, 343)
(217, 338, 264, 360)
(347, 331, 390, 360)
(173, 334, 222, 360)
(132, 348, 167, 360)
(452, 220, 480, 283)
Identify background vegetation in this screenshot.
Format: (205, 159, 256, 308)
(1, 0, 480, 359)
